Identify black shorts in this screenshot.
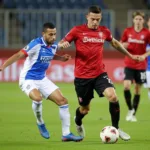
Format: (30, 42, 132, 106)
(124, 67, 146, 84)
(74, 72, 114, 106)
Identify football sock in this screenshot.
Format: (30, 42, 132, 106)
(75, 107, 85, 126)
(133, 94, 140, 115)
(32, 101, 44, 125)
(59, 104, 70, 136)
(124, 90, 132, 110)
(109, 101, 120, 129)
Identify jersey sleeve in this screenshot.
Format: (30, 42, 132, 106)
(21, 39, 38, 56)
(121, 29, 128, 42)
(63, 27, 77, 43)
(105, 28, 113, 41)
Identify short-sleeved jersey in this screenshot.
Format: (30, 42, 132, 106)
(20, 37, 58, 80)
(121, 27, 150, 70)
(146, 44, 150, 71)
(64, 24, 112, 78)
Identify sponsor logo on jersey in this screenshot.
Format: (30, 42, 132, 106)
(128, 38, 145, 44)
(40, 56, 53, 63)
(83, 37, 104, 43)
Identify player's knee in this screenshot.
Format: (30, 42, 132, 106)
(124, 86, 130, 90)
(124, 83, 131, 90)
(80, 107, 89, 115)
(57, 97, 68, 106)
(107, 94, 118, 102)
(33, 96, 43, 102)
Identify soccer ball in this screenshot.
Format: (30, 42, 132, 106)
(100, 126, 119, 144)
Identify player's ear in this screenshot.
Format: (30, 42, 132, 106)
(42, 32, 45, 36)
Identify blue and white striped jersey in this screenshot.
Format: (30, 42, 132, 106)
(146, 44, 150, 71)
(20, 37, 58, 80)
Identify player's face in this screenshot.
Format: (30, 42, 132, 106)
(86, 12, 102, 29)
(133, 15, 144, 28)
(42, 28, 56, 45)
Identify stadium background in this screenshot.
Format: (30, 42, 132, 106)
(1, 1, 150, 150)
(1, 0, 150, 83)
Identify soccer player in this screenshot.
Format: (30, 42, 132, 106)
(60, 6, 141, 141)
(121, 11, 150, 122)
(0, 22, 83, 142)
(144, 16, 150, 99)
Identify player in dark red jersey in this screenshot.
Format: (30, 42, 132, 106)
(121, 11, 150, 122)
(60, 6, 141, 141)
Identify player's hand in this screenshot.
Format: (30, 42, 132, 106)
(136, 55, 146, 62)
(61, 54, 72, 61)
(131, 55, 145, 62)
(58, 41, 70, 49)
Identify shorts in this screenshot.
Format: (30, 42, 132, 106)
(74, 72, 114, 106)
(19, 77, 58, 99)
(144, 71, 150, 88)
(124, 67, 146, 84)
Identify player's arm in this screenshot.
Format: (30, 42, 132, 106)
(53, 54, 71, 61)
(58, 27, 76, 50)
(110, 38, 133, 59)
(0, 50, 26, 71)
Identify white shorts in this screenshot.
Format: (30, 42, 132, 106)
(19, 77, 59, 99)
(144, 71, 150, 88)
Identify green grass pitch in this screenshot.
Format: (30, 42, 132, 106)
(0, 82, 150, 150)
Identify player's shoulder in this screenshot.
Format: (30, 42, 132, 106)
(142, 27, 150, 32)
(73, 24, 88, 31)
(24, 37, 42, 50)
(28, 37, 41, 46)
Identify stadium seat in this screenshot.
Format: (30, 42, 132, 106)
(3, 0, 16, 8)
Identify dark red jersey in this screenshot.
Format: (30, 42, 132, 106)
(121, 27, 150, 70)
(64, 24, 112, 78)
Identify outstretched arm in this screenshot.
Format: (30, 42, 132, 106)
(0, 51, 26, 71)
(110, 38, 133, 59)
(53, 54, 71, 62)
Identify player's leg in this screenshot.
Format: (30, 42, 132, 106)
(95, 73, 130, 141)
(19, 80, 49, 139)
(132, 70, 146, 121)
(74, 77, 94, 137)
(130, 83, 141, 122)
(103, 87, 120, 128)
(94, 73, 119, 129)
(123, 67, 134, 121)
(40, 77, 83, 142)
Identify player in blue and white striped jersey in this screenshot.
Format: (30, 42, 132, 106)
(0, 22, 83, 142)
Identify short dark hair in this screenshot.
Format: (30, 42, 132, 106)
(132, 11, 145, 19)
(88, 5, 101, 14)
(43, 22, 55, 32)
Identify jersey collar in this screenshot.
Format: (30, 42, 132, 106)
(41, 37, 47, 46)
